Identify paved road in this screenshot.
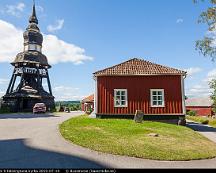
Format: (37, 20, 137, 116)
(186, 120, 216, 143)
(0, 112, 216, 169)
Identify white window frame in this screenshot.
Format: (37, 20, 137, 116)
(150, 89, 165, 107)
(114, 89, 128, 108)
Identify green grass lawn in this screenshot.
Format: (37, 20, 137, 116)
(186, 116, 216, 128)
(60, 115, 216, 161)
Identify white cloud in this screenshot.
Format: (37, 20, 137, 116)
(0, 20, 23, 62)
(4, 2, 25, 17)
(0, 19, 93, 65)
(206, 69, 216, 82)
(53, 85, 83, 101)
(0, 79, 9, 85)
(47, 19, 64, 33)
(55, 95, 83, 101)
(176, 18, 184, 24)
(186, 84, 212, 98)
(43, 35, 93, 64)
(16, 3, 25, 11)
(184, 67, 202, 77)
(185, 68, 216, 98)
(53, 86, 79, 92)
(0, 79, 9, 97)
(0, 90, 4, 97)
(36, 5, 44, 13)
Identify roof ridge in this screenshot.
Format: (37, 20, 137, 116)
(142, 59, 186, 74)
(93, 58, 136, 75)
(93, 58, 186, 76)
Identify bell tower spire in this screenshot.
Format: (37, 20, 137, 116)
(24, 0, 43, 53)
(29, 0, 38, 24)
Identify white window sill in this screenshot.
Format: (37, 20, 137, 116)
(114, 106, 128, 108)
(151, 105, 165, 108)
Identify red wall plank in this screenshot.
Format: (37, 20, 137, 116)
(186, 107, 212, 116)
(97, 75, 183, 115)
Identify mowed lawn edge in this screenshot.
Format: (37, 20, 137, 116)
(59, 115, 216, 161)
(186, 116, 216, 128)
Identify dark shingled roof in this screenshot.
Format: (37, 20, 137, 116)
(94, 58, 186, 77)
(11, 51, 50, 67)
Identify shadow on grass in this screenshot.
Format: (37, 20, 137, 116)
(0, 139, 107, 169)
(187, 121, 216, 133)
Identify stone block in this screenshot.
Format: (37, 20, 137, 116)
(134, 110, 144, 123)
(178, 117, 186, 126)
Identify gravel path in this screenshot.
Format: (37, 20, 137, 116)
(186, 120, 216, 143)
(0, 112, 216, 169)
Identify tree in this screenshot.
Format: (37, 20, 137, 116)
(209, 79, 216, 114)
(194, 0, 216, 60)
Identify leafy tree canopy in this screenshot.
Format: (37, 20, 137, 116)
(209, 79, 216, 113)
(194, 0, 216, 60)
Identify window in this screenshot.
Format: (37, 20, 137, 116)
(36, 45, 42, 52)
(24, 44, 42, 52)
(114, 89, 128, 107)
(29, 44, 36, 50)
(150, 89, 165, 107)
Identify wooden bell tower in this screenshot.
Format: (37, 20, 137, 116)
(2, 2, 55, 112)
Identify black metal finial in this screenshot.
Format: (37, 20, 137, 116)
(29, 0, 38, 24)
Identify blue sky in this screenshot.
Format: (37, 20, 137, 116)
(0, 0, 215, 101)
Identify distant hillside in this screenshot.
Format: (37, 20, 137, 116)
(55, 101, 81, 106)
(55, 101, 81, 111)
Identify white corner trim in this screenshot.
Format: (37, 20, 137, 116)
(181, 75, 186, 115)
(89, 77, 98, 118)
(91, 77, 98, 115)
(95, 77, 98, 114)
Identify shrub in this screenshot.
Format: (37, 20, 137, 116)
(50, 107, 57, 113)
(0, 106, 10, 114)
(187, 110, 196, 116)
(59, 106, 65, 112)
(186, 116, 209, 125)
(200, 119, 209, 125)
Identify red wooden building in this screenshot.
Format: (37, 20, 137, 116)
(81, 94, 94, 114)
(186, 97, 213, 117)
(92, 58, 187, 122)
